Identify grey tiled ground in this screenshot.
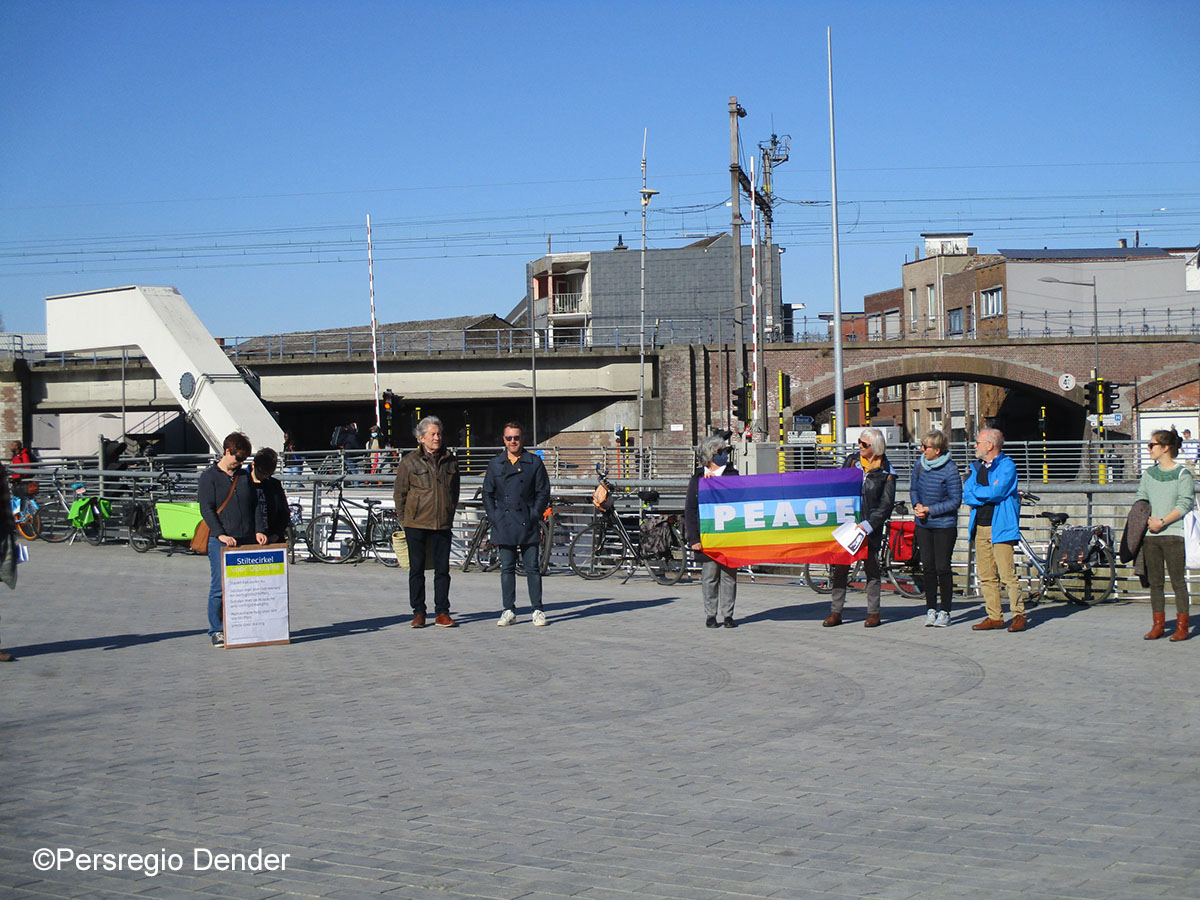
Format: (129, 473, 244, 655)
(1, 542, 1197, 899)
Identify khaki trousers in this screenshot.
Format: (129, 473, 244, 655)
(975, 526, 1024, 621)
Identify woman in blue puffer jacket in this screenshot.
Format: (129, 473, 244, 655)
(911, 429, 962, 627)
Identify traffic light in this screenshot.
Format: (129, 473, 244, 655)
(863, 381, 880, 423)
(779, 372, 792, 409)
(1083, 380, 1099, 415)
(1102, 380, 1121, 413)
(732, 384, 750, 424)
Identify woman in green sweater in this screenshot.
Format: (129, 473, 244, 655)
(1135, 428, 1195, 641)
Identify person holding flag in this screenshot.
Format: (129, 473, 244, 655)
(685, 434, 741, 629)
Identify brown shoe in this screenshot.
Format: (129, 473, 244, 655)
(1144, 612, 1166, 640)
(822, 613, 842, 627)
(1169, 613, 1190, 642)
(411, 612, 426, 629)
(434, 613, 456, 628)
(972, 617, 1005, 631)
(864, 614, 881, 628)
(1007, 615, 1027, 632)
(0, 648, 13, 662)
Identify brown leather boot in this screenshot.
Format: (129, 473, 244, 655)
(1144, 612, 1166, 640)
(822, 613, 842, 627)
(1169, 613, 1190, 642)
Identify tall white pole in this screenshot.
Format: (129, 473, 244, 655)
(828, 27, 846, 448)
(367, 214, 381, 430)
(750, 156, 760, 435)
(639, 129, 647, 466)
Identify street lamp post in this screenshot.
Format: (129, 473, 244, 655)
(639, 155, 658, 477)
(1039, 275, 1104, 480)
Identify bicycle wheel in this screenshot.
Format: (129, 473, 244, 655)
(307, 512, 362, 563)
(537, 515, 555, 575)
(1056, 546, 1117, 606)
(803, 564, 836, 594)
(645, 522, 686, 585)
(461, 519, 488, 572)
(888, 556, 926, 599)
(370, 511, 400, 568)
(129, 522, 157, 553)
(39, 499, 71, 543)
(81, 502, 106, 545)
(569, 520, 626, 579)
(15, 501, 40, 540)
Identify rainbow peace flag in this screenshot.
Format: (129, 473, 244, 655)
(698, 469, 866, 568)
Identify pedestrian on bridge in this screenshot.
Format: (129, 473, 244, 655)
(965, 429, 1026, 633)
(394, 416, 460, 629)
(1136, 428, 1194, 641)
(911, 429, 962, 628)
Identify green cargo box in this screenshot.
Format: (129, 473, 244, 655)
(156, 501, 204, 541)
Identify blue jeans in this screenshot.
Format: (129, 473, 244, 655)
(207, 537, 225, 634)
(498, 543, 542, 612)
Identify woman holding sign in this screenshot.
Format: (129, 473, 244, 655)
(823, 427, 896, 628)
(684, 434, 741, 628)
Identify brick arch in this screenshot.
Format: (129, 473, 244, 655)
(1133, 360, 1200, 404)
(792, 352, 1085, 415)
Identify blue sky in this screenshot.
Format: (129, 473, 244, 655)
(1, 0, 1196, 339)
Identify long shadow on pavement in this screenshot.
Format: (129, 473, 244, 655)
(289, 615, 406, 644)
(7, 629, 207, 657)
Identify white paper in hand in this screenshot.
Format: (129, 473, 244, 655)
(832, 520, 865, 555)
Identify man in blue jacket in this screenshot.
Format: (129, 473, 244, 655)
(963, 428, 1026, 632)
(483, 421, 550, 627)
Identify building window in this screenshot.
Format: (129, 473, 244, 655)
(884, 309, 900, 340)
(886, 384, 902, 401)
(926, 285, 936, 324)
(981, 286, 1004, 318)
(867, 313, 883, 340)
(947, 307, 964, 336)
(908, 288, 917, 331)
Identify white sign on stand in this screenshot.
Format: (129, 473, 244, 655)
(222, 544, 290, 649)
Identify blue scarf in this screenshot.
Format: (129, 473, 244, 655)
(920, 452, 952, 472)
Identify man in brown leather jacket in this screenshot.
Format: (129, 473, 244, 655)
(393, 416, 460, 628)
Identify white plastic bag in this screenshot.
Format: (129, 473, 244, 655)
(1183, 510, 1200, 570)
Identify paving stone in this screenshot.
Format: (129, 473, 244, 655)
(1, 543, 1197, 899)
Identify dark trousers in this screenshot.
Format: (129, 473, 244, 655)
(405, 527, 451, 615)
(916, 525, 957, 612)
(498, 543, 543, 612)
(1143, 535, 1190, 615)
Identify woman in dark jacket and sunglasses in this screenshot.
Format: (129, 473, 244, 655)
(823, 427, 896, 628)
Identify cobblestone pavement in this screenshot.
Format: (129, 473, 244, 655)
(1, 542, 1197, 900)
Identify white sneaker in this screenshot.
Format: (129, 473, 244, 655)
(924, 609, 937, 627)
(532, 609, 547, 627)
(497, 609, 516, 627)
(934, 611, 950, 628)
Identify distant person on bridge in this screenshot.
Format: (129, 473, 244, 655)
(964, 428, 1026, 633)
(823, 427, 896, 629)
(0, 463, 17, 661)
(1135, 428, 1194, 641)
(9, 441, 31, 483)
(484, 421, 550, 627)
(1180, 428, 1198, 474)
(911, 429, 962, 628)
(198, 432, 264, 648)
(394, 416, 460, 629)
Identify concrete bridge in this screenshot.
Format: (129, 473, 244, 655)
(5, 330, 1198, 454)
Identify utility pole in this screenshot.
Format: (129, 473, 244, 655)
(729, 97, 747, 432)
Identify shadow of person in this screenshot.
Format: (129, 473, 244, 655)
(288, 615, 407, 644)
(8, 629, 208, 657)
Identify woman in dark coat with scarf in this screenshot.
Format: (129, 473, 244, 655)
(911, 429, 962, 627)
(823, 427, 896, 628)
(483, 421, 551, 626)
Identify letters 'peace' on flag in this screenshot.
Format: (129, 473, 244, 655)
(698, 469, 866, 568)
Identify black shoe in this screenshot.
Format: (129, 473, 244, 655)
(705, 616, 719, 628)
(723, 617, 738, 628)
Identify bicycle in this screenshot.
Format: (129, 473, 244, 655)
(11, 478, 41, 540)
(39, 470, 110, 545)
(1014, 490, 1117, 606)
(306, 478, 399, 566)
(127, 471, 204, 554)
(803, 502, 925, 599)
(567, 466, 686, 585)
